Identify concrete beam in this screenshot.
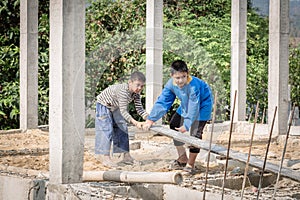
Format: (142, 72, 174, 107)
(20, 0, 39, 130)
(49, 0, 85, 184)
(150, 125, 300, 182)
(145, 0, 163, 114)
(268, 0, 290, 136)
(230, 0, 247, 121)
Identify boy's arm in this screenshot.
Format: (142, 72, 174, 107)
(183, 87, 200, 131)
(147, 86, 176, 122)
(141, 119, 154, 130)
(133, 93, 149, 120)
(142, 86, 176, 130)
(118, 88, 134, 123)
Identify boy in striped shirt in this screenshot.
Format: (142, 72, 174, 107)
(95, 71, 148, 168)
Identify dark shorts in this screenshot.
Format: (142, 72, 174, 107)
(169, 112, 207, 153)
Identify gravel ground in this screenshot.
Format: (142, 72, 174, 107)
(1, 128, 300, 199)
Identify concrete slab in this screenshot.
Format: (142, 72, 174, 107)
(0, 174, 45, 200)
(164, 184, 239, 200)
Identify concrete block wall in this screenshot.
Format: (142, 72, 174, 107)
(0, 175, 46, 200)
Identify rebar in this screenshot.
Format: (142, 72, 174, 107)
(272, 104, 296, 199)
(256, 106, 277, 200)
(203, 92, 217, 200)
(221, 90, 237, 199)
(241, 101, 260, 199)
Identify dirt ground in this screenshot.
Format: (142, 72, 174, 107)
(1, 128, 300, 199)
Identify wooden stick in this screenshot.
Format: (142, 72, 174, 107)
(221, 90, 237, 199)
(241, 101, 260, 199)
(203, 92, 218, 200)
(256, 106, 277, 200)
(248, 108, 253, 122)
(272, 104, 296, 199)
(261, 107, 266, 124)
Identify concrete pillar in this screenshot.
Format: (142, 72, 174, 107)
(145, 0, 163, 114)
(268, 0, 289, 136)
(20, 0, 39, 130)
(49, 0, 85, 184)
(230, 0, 247, 122)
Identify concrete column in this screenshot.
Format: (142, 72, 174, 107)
(145, 0, 163, 114)
(268, 0, 289, 136)
(20, 0, 39, 130)
(230, 0, 247, 122)
(49, 0, 85, 184)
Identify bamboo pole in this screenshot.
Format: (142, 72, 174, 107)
(256, 106, 277, 200)
(221, 90, 237, 199)
(203, 92, 218, 200)
(82, 171, 183, 184)
(272, 104, 296, 199)
(241, 101, 260, 199)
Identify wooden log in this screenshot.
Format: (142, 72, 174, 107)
(149, 125, 300, 182)
(83, 171, 183, 184)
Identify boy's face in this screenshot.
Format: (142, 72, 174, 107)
(171, 71, 188, 88)
(129, 80, 145, 94)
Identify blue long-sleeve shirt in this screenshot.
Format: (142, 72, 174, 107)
(148, 76, 213, 131)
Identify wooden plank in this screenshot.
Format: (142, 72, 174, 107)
(150, 125, 300, 182)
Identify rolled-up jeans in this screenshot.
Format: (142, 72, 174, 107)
(95, 103, 129, 155)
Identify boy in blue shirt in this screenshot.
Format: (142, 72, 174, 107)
(142, 60, 213, 174)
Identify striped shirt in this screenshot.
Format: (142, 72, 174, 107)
(96, 83, 148, 122)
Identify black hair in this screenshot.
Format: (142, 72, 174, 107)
(130, 71, 146, 82)
(170, 60, 189, 75)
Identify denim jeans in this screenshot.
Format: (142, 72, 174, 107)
(95, 103, 129, 155)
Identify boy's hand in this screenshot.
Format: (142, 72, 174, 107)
(135, 121, 144, 129)
(142, 120, 154, 131)
(175, 126, 187, 133)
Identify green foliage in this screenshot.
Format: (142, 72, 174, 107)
(0, 0, 20, 130)
(289, 46, 300, 107)
(0, 0, 20, 45)
(86, 0, 146, 52)
(37, 2, 50, 126)
(0, 81, 19, 129)
(0, 0, 50, 129)
(246, 12, 269, 121)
